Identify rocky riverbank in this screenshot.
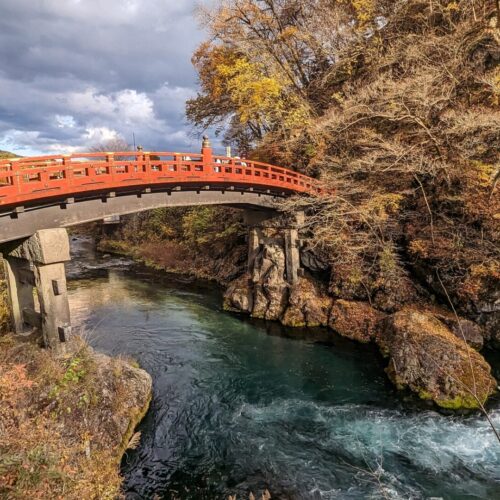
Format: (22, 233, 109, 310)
(0, 276, 152, 498)
(98, 219, 498, 411)
(223, 227, 498, 410)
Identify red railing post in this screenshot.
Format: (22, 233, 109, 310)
(201, 135, 213, 172)
(10, 159, 21, 195)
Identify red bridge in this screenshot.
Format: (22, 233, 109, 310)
(0, 139, 319, 244)
(0, 138, 319, 348)
(0, 142, 318, 208)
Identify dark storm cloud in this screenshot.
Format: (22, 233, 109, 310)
(0, 0, 206, 155)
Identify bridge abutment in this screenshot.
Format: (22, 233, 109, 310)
(1, 228, 71, 351)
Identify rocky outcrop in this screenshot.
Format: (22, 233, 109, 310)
(224, 274, 253, 314)
(222, 219, 499, 410)
(378, 309, 497, 409)
(91, 351, 153, 454)
(224, 255, 331, 327)
(431, 308, 485, 350)
(282, 279, 332, 327)
(329, 300, 386, 343)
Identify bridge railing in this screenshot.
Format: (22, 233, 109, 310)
(0, 150, 321, 208)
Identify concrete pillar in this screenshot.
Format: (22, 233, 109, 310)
(243, 209, 304, 285)
(244, 209, 274, 276)
(2, 228, 71, 350)
(102, 215, 121, 237)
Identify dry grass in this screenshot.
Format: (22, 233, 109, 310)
(0, 332, 150, 499)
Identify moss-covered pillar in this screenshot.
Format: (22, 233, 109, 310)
(2, 228, 71, 350)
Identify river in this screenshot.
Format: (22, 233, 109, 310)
(66, 235, 500, 499)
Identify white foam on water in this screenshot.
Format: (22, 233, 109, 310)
(232, 399, 500, 498)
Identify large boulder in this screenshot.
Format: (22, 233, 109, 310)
(380, 309, 497, 409)
(300, 245, 330, 273)
(282, 279, 332, 327)
(431, 308, 485, 350)
(329, 300, 386, 343)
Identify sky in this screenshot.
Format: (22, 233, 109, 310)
(0, 0, 208, 156)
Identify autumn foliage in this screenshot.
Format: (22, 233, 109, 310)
(188, 0, 500, 336)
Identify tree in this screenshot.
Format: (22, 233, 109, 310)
(189, 0, 500, 319)
(187, 1, 400, 153)
(89, 138, 130, 152)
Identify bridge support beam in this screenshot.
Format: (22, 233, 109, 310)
(1, 228, 71, 351)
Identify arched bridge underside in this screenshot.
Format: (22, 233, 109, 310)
(0, 147, 319, 244)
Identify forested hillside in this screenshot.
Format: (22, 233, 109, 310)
(186, 0, 499, 333)
(0, 150, 19, 159)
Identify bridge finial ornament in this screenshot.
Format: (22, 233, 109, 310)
(202, 135, 211, 149)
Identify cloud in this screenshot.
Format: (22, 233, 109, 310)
(55, 115, 77, 129)
(0, 0, 208, 155)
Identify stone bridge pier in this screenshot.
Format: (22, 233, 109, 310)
(1, 228, 71, 351)
(244, 209, 304, 284)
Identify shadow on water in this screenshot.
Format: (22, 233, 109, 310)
(66, 235, 500, 500)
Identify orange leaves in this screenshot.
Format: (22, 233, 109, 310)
(0, 364, 34, 400)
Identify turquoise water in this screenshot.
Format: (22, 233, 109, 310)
(67, 237, 500, 499)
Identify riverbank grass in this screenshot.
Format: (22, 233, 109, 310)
(0, 305, 152, 499)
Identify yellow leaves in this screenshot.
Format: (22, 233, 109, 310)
(352, 0, 375, 25)
(339, 0, 375, 29)
(211, 54, 310, 130)
(444, 1, 460, 12)
(365, 193, 404, 222)
(217, 57, 283, 124)
(408, 239, 430, 259)
(331, 92, 345, 105)
(469, 161, 495, 189)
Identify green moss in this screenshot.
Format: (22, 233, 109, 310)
(435, 394, 482, 410)
(417, 389, 483, 410)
